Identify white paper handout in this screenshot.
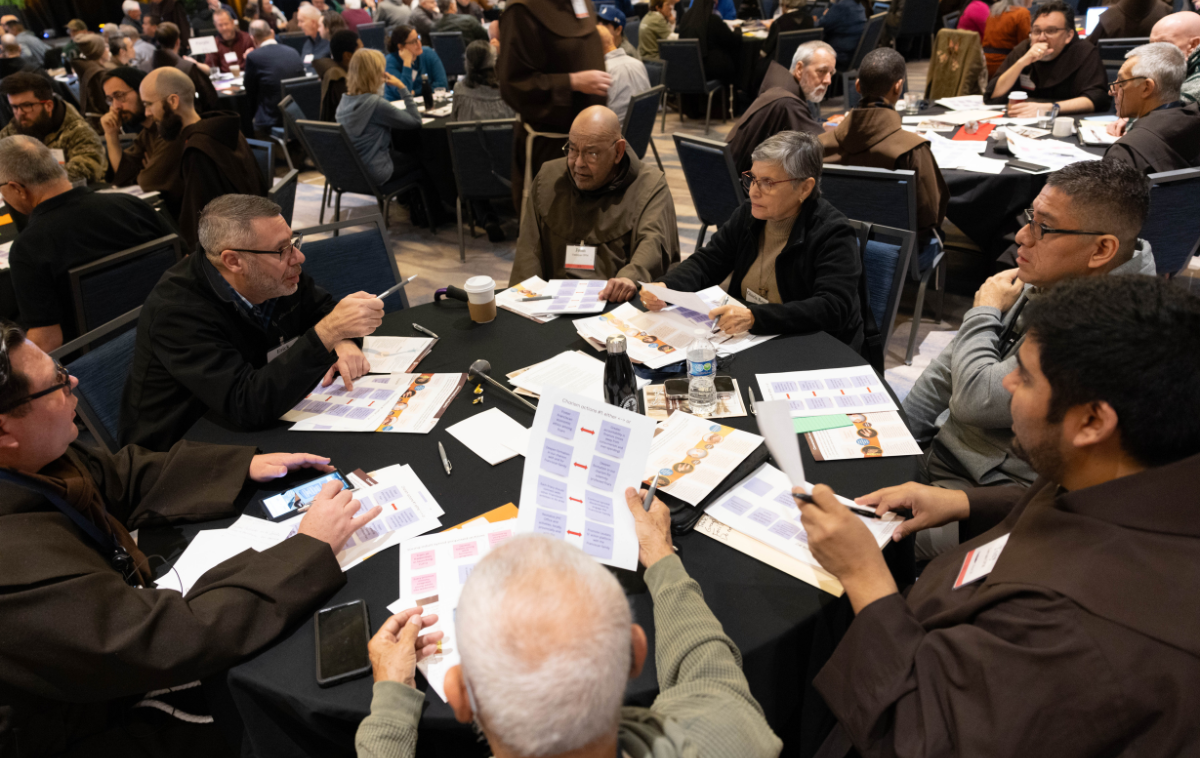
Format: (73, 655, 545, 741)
(387, 519, 518, 701)
(642, 412, 763, 506)
(445, 408, 530, 465)
(1076, 120, 1120, 146)
(1006, 130, 1101, 172)
(496, 276, 559, 323)
(189, 35, 218, 54)
(933, 95, 1000, 111)
(363, 336, 436, 373)
(757, 366, 898, 417)
(506, 351, 649, 401)
(805, 410, 921, 460)
(515, 388, 655, 570)
(638, 281, 715, 316)
(527, 279, 608, 315)
(282, 374, 406, 430)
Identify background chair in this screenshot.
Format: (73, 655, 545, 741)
(819, 164, 943, 365)
(759, 0, 779, 20)
(296, 119, 437, 233)
(1142, 168, 1200, 276)
(626, 16, 640, 49)
(623, 86, 665, 173)
(673, 134, 745, 248)
(776, 28, 824, 67)
(277, 32, 308, 55)
(941, 10, 961, 29)
(280, 94, 334, 219)
(282, 75, 322, 123)
(430, 32, 466, 79)
(68, 234, 183, 339)
(893, 0, 938, 60)
(1097, 37, 1150, 64)
(847, 11, 888, 73)
(269, 168, 300, 226)
(246, 138, 275, 190)
(358, 21, 386, 51)
(658, 39, 723, 134)
(292, 215, 409, 312)
(446, 118, 516, 262)
(841, 67, 906, 109)
(50, 307, 142, 454)
(847, 220, 916, 371)
(643, 59, 665, 89)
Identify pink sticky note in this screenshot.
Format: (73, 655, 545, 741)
(411, 550, 436, 570)
(453, 542, 479, 559)
(488, 530, 512, 547)
(411, 573, 437, 594)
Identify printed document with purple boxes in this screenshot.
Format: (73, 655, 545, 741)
(756, 366, 899, 418)
(516, 388, 656, 571)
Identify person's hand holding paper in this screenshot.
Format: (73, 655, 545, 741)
(623, 487, 674, 568)
(854, 482, 970, 542)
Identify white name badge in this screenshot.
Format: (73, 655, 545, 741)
(225, 51, 239, 62)
(1019, 73, 1035, 90)
(744, 288, 769, 305)
(267, 336, 300, 363)
(570, 0, 589, 17)
(952, 533, 1010, 590)
(565, 244, 596, 270)
(50, 148, 65, 165)
(304, 54, 314, 64)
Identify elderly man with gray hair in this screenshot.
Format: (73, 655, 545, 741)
(726, 40, 835, 174)
(642, 130, 864, 347)
(1104, 41, 1200, 173)
(357, 490, 782, 758)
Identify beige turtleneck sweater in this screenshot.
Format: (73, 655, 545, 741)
(740, 215, 797, 305)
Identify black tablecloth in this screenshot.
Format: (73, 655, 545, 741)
(0, 213, 17, 321)
(169, 300, 919, 758)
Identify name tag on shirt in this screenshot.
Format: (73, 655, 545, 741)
(267, 336, 300, 363)
(225, 51, 239, 62)
(952, 533, 1010, 589)
(50, 148, 65, 165)
(565, 245, 596, 270)
(744, 288, 769, 305)
(304, 54, 314, 64)
(570, 0, 589, 17)
(1019, 73, 1035, 90)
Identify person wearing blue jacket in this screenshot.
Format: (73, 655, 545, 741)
(817, 0, 866, 69)
(683, 0, 737, 22)
(383, 24, 448, 101)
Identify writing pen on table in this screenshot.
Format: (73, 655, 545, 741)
(747, 386, 758, 416)
(376, 274, 418, 301)
(438, 441, 452, 476)
(792, 491, 882, 519)
(521, 295, 554, 302)
(413, 323, 439, 339)
(710, 292, 731, 334)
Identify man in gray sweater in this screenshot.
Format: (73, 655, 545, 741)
(355, 489, 782, 758)
(900, 159, 1157, 558)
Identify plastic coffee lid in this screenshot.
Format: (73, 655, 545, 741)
(1008, 92, 1028, 100)
(463, 276, 496, 292)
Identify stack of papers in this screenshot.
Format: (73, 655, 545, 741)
(507, 350, 649, 401)
(1006, 131, 1101, 171)
(803, 410, 921, 460)
(0, 240, 11, 270)
(363, 336, 436, 373)
(642, 412, 764, 506)
(528, 280, 608, 315)
(1077, 120, 1120, 146)
(642, 379, 747, 421)
(934, 95, 1001, 111)
(923, 132, 1007, 174)
(283, 373, 466, 433)
(445, 408, 530, 465)
(496, 276, 560, 323)
(757, 366, 899, 416)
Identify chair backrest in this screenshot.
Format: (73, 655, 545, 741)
(269, 168, 301, 226)
(1097, 37, 1148, 63)
(358, 21, 386, 51)
(279, 93, 312, 150)
(626, 16, 641, 48)
(776, 28, 824, 67)
(622, 86, 665, 161)
(1142, 168, 1200, 275)
(897, 0, 938, 35)
(760, 0, 779, 20)
(643, 59, 666, 88)
(842, 69, 860, 108)
(942, 10, 961, 28)
(246, 137, 274, 189)
(295, 119, 381, 196)
(673, 133, 745, 229)
(277, 32, 308, 55)
(430, 32, 466, 78)
(848, 12, 888, 71)
(659, 39, 711, 93)
(446, 118, 516, 200)
(51, 308, 142, 454)
(820, 164, 918, 233)
(68, 234, 183, 337)
(281, 75, 322, 121)
(872, 1, 889, 12)
(292, 215, 409, 312)
(855, 221, 915, 348)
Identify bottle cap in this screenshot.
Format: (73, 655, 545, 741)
(605, 334, 627, 354)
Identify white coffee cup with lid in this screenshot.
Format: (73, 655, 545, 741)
(1006, 91, 1028, 116)
(464, 275, 497, 323)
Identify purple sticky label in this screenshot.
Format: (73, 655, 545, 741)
(596, 421, 631, 458)
(742, 478, 772, 496)
(721, 495, 753, 516)
(746, 508, 779, 528)
(584, 491, 613, 524)
(582, 522, 614, 559)
(548, 405, 580, 440)
(540, 439, 574, 477)
(533, 508, 567, 538)
(772, 381, 798, 393)
(536, 475, 568, 510)
(586, 456, 620, 492)
(768, 520, 801, 540)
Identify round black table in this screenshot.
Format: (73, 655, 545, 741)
(175, 300, 919, 758)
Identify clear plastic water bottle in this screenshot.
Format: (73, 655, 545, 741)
(687, 328, 717, 416)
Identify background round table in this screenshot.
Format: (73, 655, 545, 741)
(159, 299, 919, 758)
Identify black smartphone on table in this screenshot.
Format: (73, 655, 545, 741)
(314, 600, 372, 688)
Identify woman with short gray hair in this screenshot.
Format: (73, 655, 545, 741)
(641, 130, 863, 347)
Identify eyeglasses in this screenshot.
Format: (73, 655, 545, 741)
(404, 35, 421, 46)
(1108, 75, 1146, 93)
(1029, 26, 1068, 37)
(11, 100, 51, 114)
(1023, 209, 1108, 241)
(563, 139, 617, 163)
(231, 234, 303, 262)
(0, 348, 73, 415)
(740, 171, 799, 193)
(105, 89, 135, 106)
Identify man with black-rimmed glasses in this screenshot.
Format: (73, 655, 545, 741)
(121, 194, 385, 451)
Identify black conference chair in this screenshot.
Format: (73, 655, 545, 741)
(658, 39, 724, 134)
(643, 59, 665, 89)
(277, 32, 308, 55)
(626, 16, 640, 48)
(623, 86, 665, 173)
(51, 308, 142, 454)
(269, 168, 301, 226)
(841, 66, 905, 108)
(893, 0, 938, 59)
(1142, 168, 1200, 276)
(358, 21, 386, 51)
(296, 119, 437, 233)
(282, 75, 322, 122)
(292, 215, 410, 312)
(847, 12, 888, 72)
(759, 0, 779, 20)
(280, 94, 339, 222)
(673, 134, 745, 248)
(430, 32, 466, 79)
(246, 138, 275, 189)
(849, 220, 916, 372)
(1097, 37, 1149, 64)
(941, 10, 961, 29)
(776, 28, 824, 67)
(446, 118, 516, 262)
(68, 234, 184, 339)
(820, 164, 944, 365)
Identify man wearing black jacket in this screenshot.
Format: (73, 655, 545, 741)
(120, 194, 385, 451)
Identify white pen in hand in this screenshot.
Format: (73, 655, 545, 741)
(710, 292, 731, 334)
(376, 275, 417, 302)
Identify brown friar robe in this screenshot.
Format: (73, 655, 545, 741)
(71, 58, 113, 118)
(758, 59, 800, 97)
(497, 0, 606, 212)
(815, 451, 1200, 756)
(178, 111, 269, 251)
(985, 37, 1111, 111)
(1087, 0, 1171, 43)
(819, 103, 948, 243)
(726, 87, 823, 175)
(509, 150, 681, 284)
(0, 440, 345, 757)
(1105, 102, 1200, 174)
(110, 121, 187, 212)
(315, 60, 349, 122)
(151, 48, 222, 113)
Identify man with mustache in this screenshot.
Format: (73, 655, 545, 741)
(101, 66, 186, 208)
(0, 72, 106, 183)
(121, 194, 386, 451)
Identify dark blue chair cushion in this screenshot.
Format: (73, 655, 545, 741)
(916, 237, 941, 272)
(300, 229, 405, 313)
(863, 240, 899, 327)
(68, 328, 138, 443)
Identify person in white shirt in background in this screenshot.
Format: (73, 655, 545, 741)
(599, 23, 649, 126)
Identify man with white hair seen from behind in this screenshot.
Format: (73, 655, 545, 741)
(725, 40, 833, 174)
(1150, 11, 1200, 104)
(1103, 42, 1200, 173)
(121, 0, 142, 26)
(357, 491, 783, 758)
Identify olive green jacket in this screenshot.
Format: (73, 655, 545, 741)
(0, 98, 107, 182)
